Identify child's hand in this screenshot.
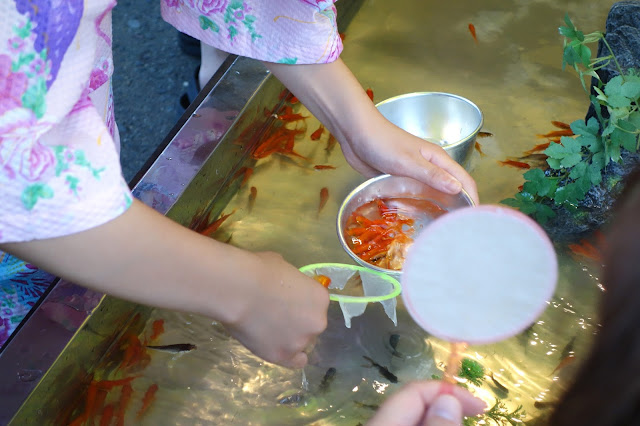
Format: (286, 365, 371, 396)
(366, 381, 486, 426)
(223, 251, 330, 369)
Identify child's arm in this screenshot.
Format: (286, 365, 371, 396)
(264, 59, 479, 204)
(1, 200, 329, 368)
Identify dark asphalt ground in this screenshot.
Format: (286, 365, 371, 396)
(112, 0, 200, 182)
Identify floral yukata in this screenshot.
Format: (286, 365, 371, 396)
(0, 0, 341, 346)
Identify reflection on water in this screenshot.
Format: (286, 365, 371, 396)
(74, 0, 614, 424)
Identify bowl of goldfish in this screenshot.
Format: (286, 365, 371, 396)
(337, 174, 475, 277)
(376, 92, 483, 169)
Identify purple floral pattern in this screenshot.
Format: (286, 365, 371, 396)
(161, 0, 342, 63)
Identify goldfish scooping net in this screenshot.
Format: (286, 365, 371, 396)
(300, 263, 402, 328)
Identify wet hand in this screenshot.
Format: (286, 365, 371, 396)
(341, 117, 480, 205)
(223, 251, 329, 369)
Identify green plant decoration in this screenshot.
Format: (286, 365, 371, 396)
(501, 14, 640, 224)
(458, 358, 485, 387)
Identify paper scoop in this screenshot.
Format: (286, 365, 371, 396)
(401, 204, 558, 346)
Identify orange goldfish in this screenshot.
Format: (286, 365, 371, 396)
(468, 23, 478, 44)
(474, 141, 485, 156)
(537, 129, 574, 138)
(325, 134, 338, 153)
(199, 210, 236, 237)
(100, 405, 115, 426)
(498, 159, 530, 169)
(313, 275, 332, 288)
(311, 125, 324, 141)
(137, 384, 159, 420)
(115, 384, 133, 426)
(478, 131, 493, 138)
(568, 239, 602, 262)
(366, 88, 374, 102)
(149, 319, 164, 341)
(318, 187, 329, 215)
(551, 120, 571, 129)
(551, 355, 576, 375)
(523, 141, 551, 156)
(314, 164, 336, 170)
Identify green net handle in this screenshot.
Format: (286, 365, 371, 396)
(299, 263, 402, 303)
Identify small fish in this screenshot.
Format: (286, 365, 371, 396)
(362, 355, 398, 383)
(339, 32, 346, 42)
(354, 401, 379, 410)
(278, 112, 308, 122)
(100, 405, 115, 426)
(136, 383, 159, 420)
(560, 336, 577, 359)
(498, 159, 531, 169)
(518, 153, 549, 169)
(568, 239, 602, 262)
(468, 23, 478, 44)
(523, 142, 551, 155)
(115, 383, 133, 426)
(318, 367, 337, 393)
(146, 343, 197, 353)
(478, 131, 493, 138)
(318, 187, 329, 215)
(290, 96, 299, 104)
(311, 125, 324, 140)
(278, 392, 306, 405)
(551, 354, 576, 375)
(313, 274, 332, 288)
(314, 164, 336, 170)
(326, 134, 338, 153)
(490, 373, 509, 395)
(537, 129, 574, 138)
(199, 210, 236, 237)
(149, 319, 164, 341)
(474, 141, 486, 156)
(248, 186, 257, 212)
(366, 88, 374, 102)
(551, 120, 571, 129)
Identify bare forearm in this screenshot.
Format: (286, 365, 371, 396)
(1, 200, 257, 323)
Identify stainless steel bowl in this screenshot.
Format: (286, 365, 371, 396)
(376, 92, 483, 169)
(337, 174, 475, 277)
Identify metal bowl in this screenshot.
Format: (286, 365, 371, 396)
(376, 92, 483, 169)
(337, 174, 475, 278)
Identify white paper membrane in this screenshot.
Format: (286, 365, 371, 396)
(401, 205, 558, 345)
(301, 264, 398, 328)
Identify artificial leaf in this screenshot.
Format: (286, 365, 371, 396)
(534, 204, 557, 224)
(569, 161, 587, 180)
(606, 95, 631, 109)
(605, 75, 624, 97)
(546, 157, 562, 169)
(561, 153, 583, 168)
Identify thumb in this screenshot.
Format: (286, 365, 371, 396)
(425, 394, 463, 426)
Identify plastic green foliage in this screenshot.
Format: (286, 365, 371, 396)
(458, 358, 485, 387)
(501, 14, 640, 224)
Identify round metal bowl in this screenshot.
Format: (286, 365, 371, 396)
(337, 174, 475, 278)
(376, 92, 483, 169)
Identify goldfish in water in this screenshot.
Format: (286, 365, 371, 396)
(314, 164, 336, 170)
(468, 23, 478, 44)
(311, 125, 324, 141)
(474, 141, 485, 156)
(551, 120, 571, 129)
(136, 383, 159, 420)
(313, 274, 332, 288)
(100, 405, 115, 426)
(318, 187, 329, 215)
(199, 210, 236, 237)
(325, 134, 338, 153)
(149, 319, 164, 341)
(537, 129, 574, 138)
(551, 355, 576, 375)
(523, 141, 552, 156)
(366, 88, 374, 102)
(115, 383, 133, 426)
(568, 238, 603, 262)
(498, 159, 531, 169)
(478, 131, 493, 138)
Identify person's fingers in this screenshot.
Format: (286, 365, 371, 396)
(420, 144, 479, 204)
(287, 351, 308, 369)
(424, 394, 463, 426)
